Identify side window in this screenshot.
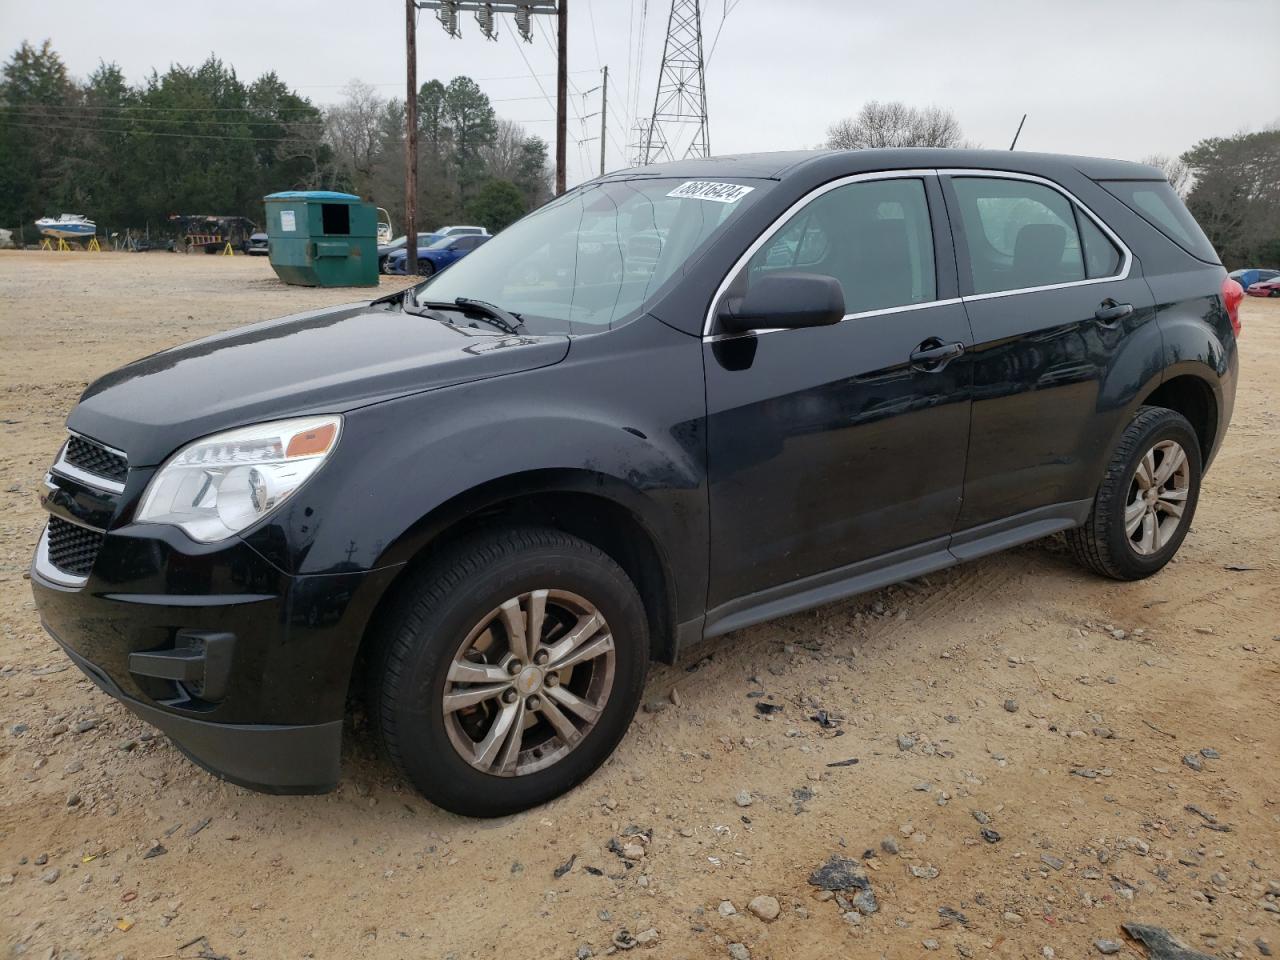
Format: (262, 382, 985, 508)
(1077, 210, 1122, 278)
(742, 178, 936, 314)
(951, 177, 1085, 294)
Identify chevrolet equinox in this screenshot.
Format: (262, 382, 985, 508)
(31, 150, 1241, 816)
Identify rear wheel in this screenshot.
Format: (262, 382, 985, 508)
(416, 259, 435, 277)
(1066, 406, 1202, 580)
(369, 528, 649, 816)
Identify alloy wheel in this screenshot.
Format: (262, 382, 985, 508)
(442, 589, 616, 777)
(1124, 439, 1191, 556)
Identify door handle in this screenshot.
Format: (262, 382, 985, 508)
(1094, 299, 1134, 325)
(909, 339, 966, 371)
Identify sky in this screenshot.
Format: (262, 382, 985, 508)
(3, 0, 1278, 190)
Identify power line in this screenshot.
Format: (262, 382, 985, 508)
(1, 90, 557, 115)
(506, 23, 556, 117)
(533, 14, 595, 181)
(1, 119, 318, 143)
(294, 69, 598, 89)
(2, 102, 326, 116)
(585, 0, 603, 70)
(707, 0, 743, 65)
(0, 106, 325, 128)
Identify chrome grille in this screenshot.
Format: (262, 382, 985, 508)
(64, 434, 128, 484)
(45, 516, 103, 577)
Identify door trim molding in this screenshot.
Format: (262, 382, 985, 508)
(702, 166, 1138, 339)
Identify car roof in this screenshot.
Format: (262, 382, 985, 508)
(599, 148, 1164, 184)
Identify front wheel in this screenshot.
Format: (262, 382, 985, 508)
(369, 528, 649, 816)
(1066, 406, 1202, 580)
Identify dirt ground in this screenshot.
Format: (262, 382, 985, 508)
(1, 250, 1277, 960)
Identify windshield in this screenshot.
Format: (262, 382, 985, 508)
(425, 237, 454, 250)
(410, 177, 770, 333)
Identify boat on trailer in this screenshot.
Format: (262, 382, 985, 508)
(35, 214, 97, 240)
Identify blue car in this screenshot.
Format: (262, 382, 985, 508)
(388, 234, 490, 276)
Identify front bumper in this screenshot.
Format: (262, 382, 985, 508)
(30, 464, 400, 794)
(50, 631, 341, 794)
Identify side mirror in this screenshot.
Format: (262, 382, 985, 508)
(717, 272, 846, 334)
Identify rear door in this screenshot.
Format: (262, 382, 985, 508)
(704, 173, 974, 610)
(940, 171, 1158, 538)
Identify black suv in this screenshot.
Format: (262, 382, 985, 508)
(31, 150, 1241, 816)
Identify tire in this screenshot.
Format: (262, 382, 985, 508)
(1066, 405, 1202, 581)
(416, 259, 435, 277)
(369, 527, 649, 817)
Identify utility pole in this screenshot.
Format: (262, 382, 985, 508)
(405, 0, 418, 276)
(556, 0, 567, 194)
(599, 65, 608, 176)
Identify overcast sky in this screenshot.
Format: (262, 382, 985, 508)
(4, 0, 1277, 189)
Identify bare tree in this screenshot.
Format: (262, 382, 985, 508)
(826, 101, 965, 150)
(325, 80, 387, 195)
(479, 118, 529, 183)
(1141, 153, 1193, 197)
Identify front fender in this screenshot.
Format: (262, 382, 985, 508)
(240, 316, 709, 623)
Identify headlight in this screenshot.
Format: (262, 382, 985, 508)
(136, 415, 341, 543)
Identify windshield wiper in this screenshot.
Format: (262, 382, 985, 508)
(433, 297, 526, 335)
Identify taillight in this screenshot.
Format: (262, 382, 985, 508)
(1223, 276, 1243, 337)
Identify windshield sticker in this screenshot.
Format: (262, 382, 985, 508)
(667, 181, 755, 204)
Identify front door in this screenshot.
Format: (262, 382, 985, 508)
(704, 174, 973, 611)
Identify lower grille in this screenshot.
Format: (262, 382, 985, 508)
(46, 516, 104, 577)
(64, 434, 128, 485)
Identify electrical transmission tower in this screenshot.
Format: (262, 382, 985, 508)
(638, 0, 710, 165)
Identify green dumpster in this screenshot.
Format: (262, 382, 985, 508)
(263, 191, 378, 287)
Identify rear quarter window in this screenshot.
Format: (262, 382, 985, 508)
(1098, 180, 1220, 263)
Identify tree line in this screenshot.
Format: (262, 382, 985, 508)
(825, 101, 1280, 269)
(0, 40, 551, 242)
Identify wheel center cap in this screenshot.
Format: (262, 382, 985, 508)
(515, 666, 543, 696)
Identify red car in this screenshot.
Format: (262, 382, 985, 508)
(1246, 276, 1280, 297)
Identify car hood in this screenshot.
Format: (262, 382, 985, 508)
(68, 301, 569, 466)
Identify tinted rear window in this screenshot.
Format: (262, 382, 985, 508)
(1098, 180, 1219, 263)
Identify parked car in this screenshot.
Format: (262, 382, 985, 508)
(434, 225, 489, 238)
(30, 150, 1239, 817)
(1246, 275, 1280, 297)
(387, 233, 489, 276)
(246, 232, 269, 256)
(377, 229, 488, 273)
(377, 233, 439, 273)
(1228, 267, 1279, 291)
